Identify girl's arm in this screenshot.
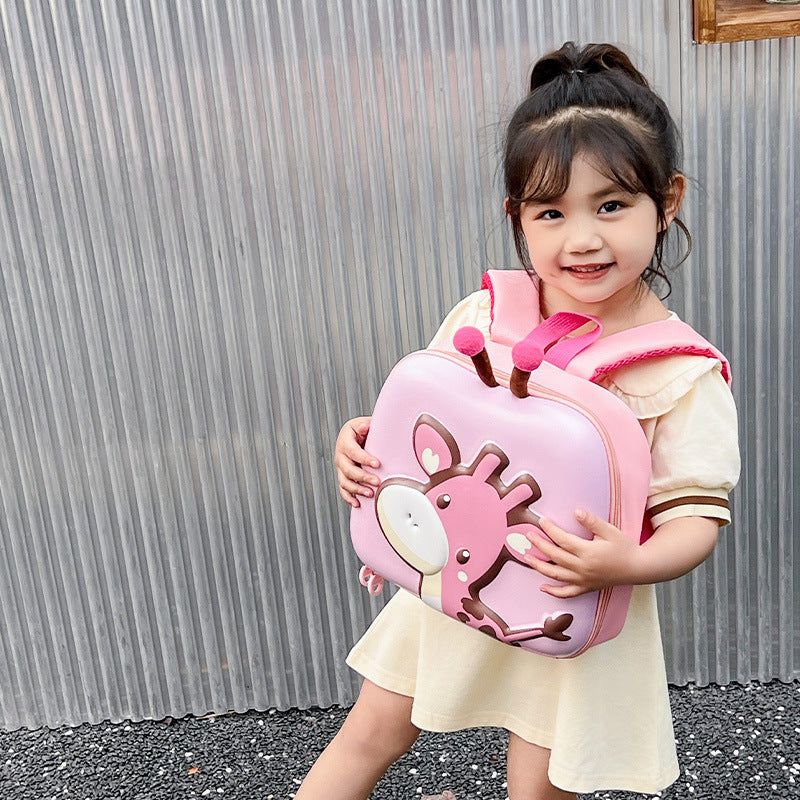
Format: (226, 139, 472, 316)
(523, 510, 719, 598)
(334, 292, 489, 508)
(334, 416, 380, 508)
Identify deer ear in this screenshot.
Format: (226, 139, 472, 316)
(412, 414, 460, 476)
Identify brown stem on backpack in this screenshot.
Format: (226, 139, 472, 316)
(471, 349, 499, 388)
(510, 367, 530, 398)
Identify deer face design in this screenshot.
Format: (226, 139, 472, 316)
(375, 414, 544, 616)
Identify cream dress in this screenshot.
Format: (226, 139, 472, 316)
(347, 290, 740, 794)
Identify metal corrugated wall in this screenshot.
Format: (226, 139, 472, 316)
(663, 35, 799, 688)
(0, 0, 796, 730)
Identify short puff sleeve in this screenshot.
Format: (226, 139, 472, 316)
(600, 358, 740, 528)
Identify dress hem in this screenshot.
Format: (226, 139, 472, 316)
(345, 651, 416, 698)
(411, 707, 555, 749)
(548, 759, 680, 795)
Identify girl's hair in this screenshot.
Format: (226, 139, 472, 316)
(504, 42, 690, 296)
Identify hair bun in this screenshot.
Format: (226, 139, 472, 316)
(529, 42, 650, 92)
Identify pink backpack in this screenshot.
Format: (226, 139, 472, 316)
(350, 270, 730, 658)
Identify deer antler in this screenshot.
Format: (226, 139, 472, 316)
(453, 327, 498, 388)
(509, 338, 545, 398)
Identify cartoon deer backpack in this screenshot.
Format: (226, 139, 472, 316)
(350, 270, 730, 658)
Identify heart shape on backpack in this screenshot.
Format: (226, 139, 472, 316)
(421, 448, 440, 474)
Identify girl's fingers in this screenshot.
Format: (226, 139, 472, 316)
(335, 442, 380, 479)
(337, 469, 376, 497)
(529, 557, 587, 597)
(536, 517, 583, 554)
(336, 436, 377, 464)
(539, 582, 584, 599)
(524, 530, 559, 561)
(334, 417, 380, 508)
(349, 415, 372, 439)
(338, 474, 374, 508)
(337, 459, 380, 488)
(526, 557, 576, 584)
(531, 558, 594, 598)
(343, 444, 380, 470)
(575, 508, 621, 540)
(338, 486, 360, 509)
(338, 417, 380, 469)
(525, 528, 582, 569)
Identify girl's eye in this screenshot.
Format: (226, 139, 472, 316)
(537, 209, 563, 220)
(599, 200, 624, 214)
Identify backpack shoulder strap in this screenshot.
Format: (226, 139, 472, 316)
(481, 270, 540, 346)
(482, 270, 731, 386)
(566, 319, 732, 386)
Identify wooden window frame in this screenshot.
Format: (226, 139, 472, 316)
(694, 0, 800, 43)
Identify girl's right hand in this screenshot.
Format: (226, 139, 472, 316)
(334, 416, 381, 508)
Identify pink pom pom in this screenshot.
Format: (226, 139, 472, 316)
(453, 326, 486, 357)
(512, 339, 545, 372)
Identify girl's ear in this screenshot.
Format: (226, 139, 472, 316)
(663, 173, 686, 227)
(504, 197, 512, 216)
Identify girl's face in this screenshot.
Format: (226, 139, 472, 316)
(518, 154, 677, 318)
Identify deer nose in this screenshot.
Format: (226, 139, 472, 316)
(376, 485, 448, 573)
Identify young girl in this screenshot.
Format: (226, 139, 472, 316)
(297, 42, 740, 800)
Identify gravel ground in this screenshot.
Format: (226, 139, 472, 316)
(0, 681, 797, 799)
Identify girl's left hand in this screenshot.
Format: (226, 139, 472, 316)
(523, 510, 641, 598)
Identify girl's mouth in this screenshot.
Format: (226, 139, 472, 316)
(563, 262, 613, 276)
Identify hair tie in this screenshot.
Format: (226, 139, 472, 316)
(569, 68, 586, 75)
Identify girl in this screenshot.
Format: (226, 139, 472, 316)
(297, 42, 739, 800)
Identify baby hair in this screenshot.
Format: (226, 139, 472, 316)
(504, 42, 690, 296)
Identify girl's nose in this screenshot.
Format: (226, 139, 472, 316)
(563, 219, 603, 253)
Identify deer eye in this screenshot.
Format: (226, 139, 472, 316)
(456, 548, 470, 564)
(436, 494, 451, 509)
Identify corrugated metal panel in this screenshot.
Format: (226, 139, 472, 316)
(664, 33, 799, 686)
(0, 0, 796, 730)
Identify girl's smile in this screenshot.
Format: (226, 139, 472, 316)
(562, 262, 614, 276)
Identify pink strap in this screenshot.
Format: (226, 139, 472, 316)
(483, 270, 732, 385)
(514, 312, 603, 370)
(542, 315, 603, 368)
(482, 270, 540, 345)
(567, 320, 732, 386)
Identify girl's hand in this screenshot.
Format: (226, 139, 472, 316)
(523, 510, 719, 597)
(523, 510, 640, 598)
(334, 416, 381, 508)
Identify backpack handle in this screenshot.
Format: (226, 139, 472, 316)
(512, 312, 602, 369)
(510, 312, 602, 397)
